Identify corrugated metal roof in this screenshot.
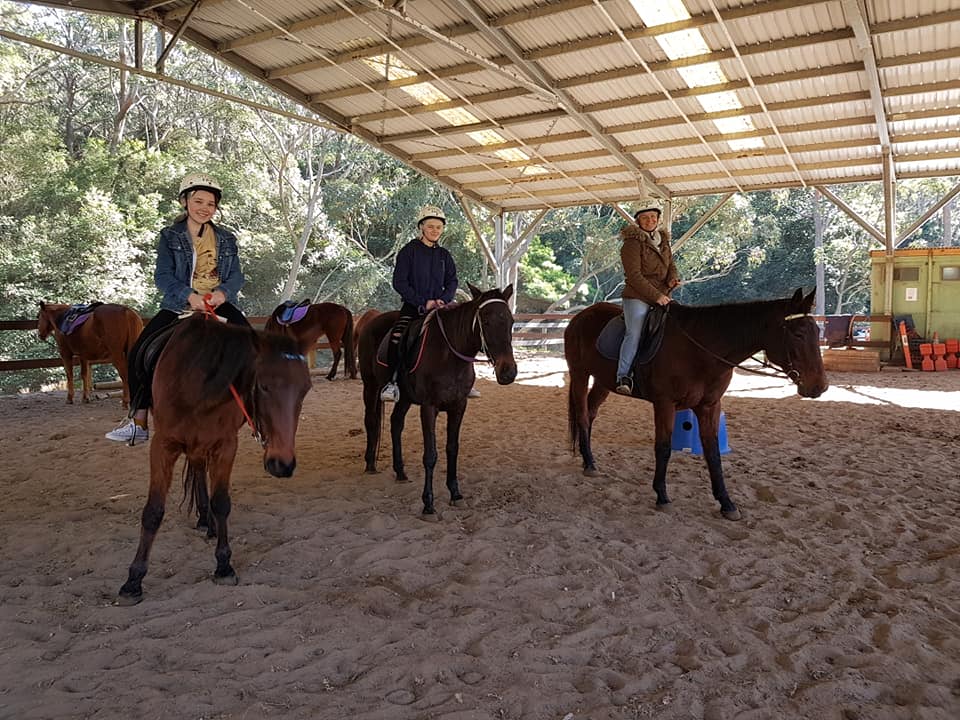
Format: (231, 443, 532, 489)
(26, 0, 960, 210)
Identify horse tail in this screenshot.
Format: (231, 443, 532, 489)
(124, 308, 144, 355)
(342, 308, 357, 378)
(180, 459, 207, 519)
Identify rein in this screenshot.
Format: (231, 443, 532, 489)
(435, 298, 508, 365)
(674, 307, 813, 383)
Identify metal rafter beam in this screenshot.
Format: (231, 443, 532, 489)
(155, 0, 202, 72)
(441, 0, 667, 199)
(815, 185, 884, 244)
(841, 0, 893, 175)
(705, 0, 805, 188)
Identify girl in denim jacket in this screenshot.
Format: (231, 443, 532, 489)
(106, 173, 250, 444)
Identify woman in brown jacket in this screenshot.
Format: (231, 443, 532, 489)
(616, 205, 680, 395)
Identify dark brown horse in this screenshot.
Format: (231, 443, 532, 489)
(264, 301, 357, 380)
(37, 301, 143, 407)
(565, 288, 828, 520)
(358, 284, 518, 518)
(118, 314, 311, 605)
(353, 308, 382, 359)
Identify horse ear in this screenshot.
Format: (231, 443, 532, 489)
(501, 284, 514, 302)
(801, 287, 816, 312)
(468, 282, 482, 299)
(791, 287, 803, 304)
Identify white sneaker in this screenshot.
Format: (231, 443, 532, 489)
(467, 386, 481, 399)
(380, 382, 399, 402)
(105, 420, 149, 445)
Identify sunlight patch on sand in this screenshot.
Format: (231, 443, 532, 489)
(495, 355, 959, 411)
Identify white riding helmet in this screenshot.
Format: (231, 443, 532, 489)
(179, 172, 223, 201)
(633, 202, 662, 222)
(417, 205, 446, 226)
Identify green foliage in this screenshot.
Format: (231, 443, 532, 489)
(519, 238, 576, 301)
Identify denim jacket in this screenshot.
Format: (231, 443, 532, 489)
(155, 220, 245, 311)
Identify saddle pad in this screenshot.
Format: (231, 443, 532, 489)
(59, 302, 103, 335)
(277, 299, 310, 326)
(595, 304, 668, 366)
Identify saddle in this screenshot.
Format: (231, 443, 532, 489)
(596, 303, 669, 366)
(275, 299, 310, 326)
(58, 302, 103, 335)
(376, 313, 431, 372)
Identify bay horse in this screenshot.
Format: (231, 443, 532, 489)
(564, 288, 828, 520)
(358, 284, 518, 519)
(37, 301, 143, 407)
(353, 308, 382, 359)
(118, 314, 311, 605)
(264, 301, 357, 380)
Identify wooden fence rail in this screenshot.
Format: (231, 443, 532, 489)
(0, 311, 894, 374)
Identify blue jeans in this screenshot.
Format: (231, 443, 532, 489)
(617, 298, 650, 378)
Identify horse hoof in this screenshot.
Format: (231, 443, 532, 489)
(420, 511, 441, 522)
(364, 467, 379, 475)
(655, 501, 673, 512)
(583, 467, 600, 477)
(395, 474, 411, 484)
(213, 572, 239, 586)
(450, 497, 469, 508)
(116, 591, 142, 606)
(722, 508, 742, 521)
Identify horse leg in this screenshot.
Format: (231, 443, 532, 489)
(568, 369, 598, 474)
(362, 381, 382, 473)
(81, 358, 92, 404)
(585, 382, 610, 469)
(118, 439, 177, 605)
(327, 341, 341, 381)
(651, 403, 675, 509)
(390, 399, 411, 483)
(208, 436, 240, 585)
(62, 351, 75, 404)
(695, 405, 740, 520)
(444, 400, 467, 507)
(419, 403, 440, 519)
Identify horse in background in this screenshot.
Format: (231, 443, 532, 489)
(117, 314, 311, 605)
(564, 288, 828, 520)
(358, 284, 517, 519)
(264, 301, 357, 380)
(37, 301, 143, 407)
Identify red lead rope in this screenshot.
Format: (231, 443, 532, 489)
(201, 294, 260, 442)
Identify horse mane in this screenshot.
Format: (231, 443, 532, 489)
(670, 296, 791, 348)
(162, 316, 258, 413)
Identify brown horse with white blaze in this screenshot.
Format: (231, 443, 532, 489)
(564, 288, 828, 520)
(117, 314, 311, 605)
(37, 301, 143, 407)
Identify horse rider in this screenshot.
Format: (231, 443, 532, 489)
(380, 205, 480, 402)
(615, 203, 681, 396)
(106, 172, 251, 444)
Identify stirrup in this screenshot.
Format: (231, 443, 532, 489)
(615, 376, 633, 395)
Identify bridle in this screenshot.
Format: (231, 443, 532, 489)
(675, 309, 813, 384)
(435, 297, 509, 365)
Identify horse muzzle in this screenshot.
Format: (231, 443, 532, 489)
(494, 357, 518, 385)
(798, 380, 828, 399)
(264, 455, 296, 478)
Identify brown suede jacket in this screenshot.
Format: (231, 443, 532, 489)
(620, 224, 679, 304)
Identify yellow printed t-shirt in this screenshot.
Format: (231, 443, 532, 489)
(192, 230, 220, 295)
